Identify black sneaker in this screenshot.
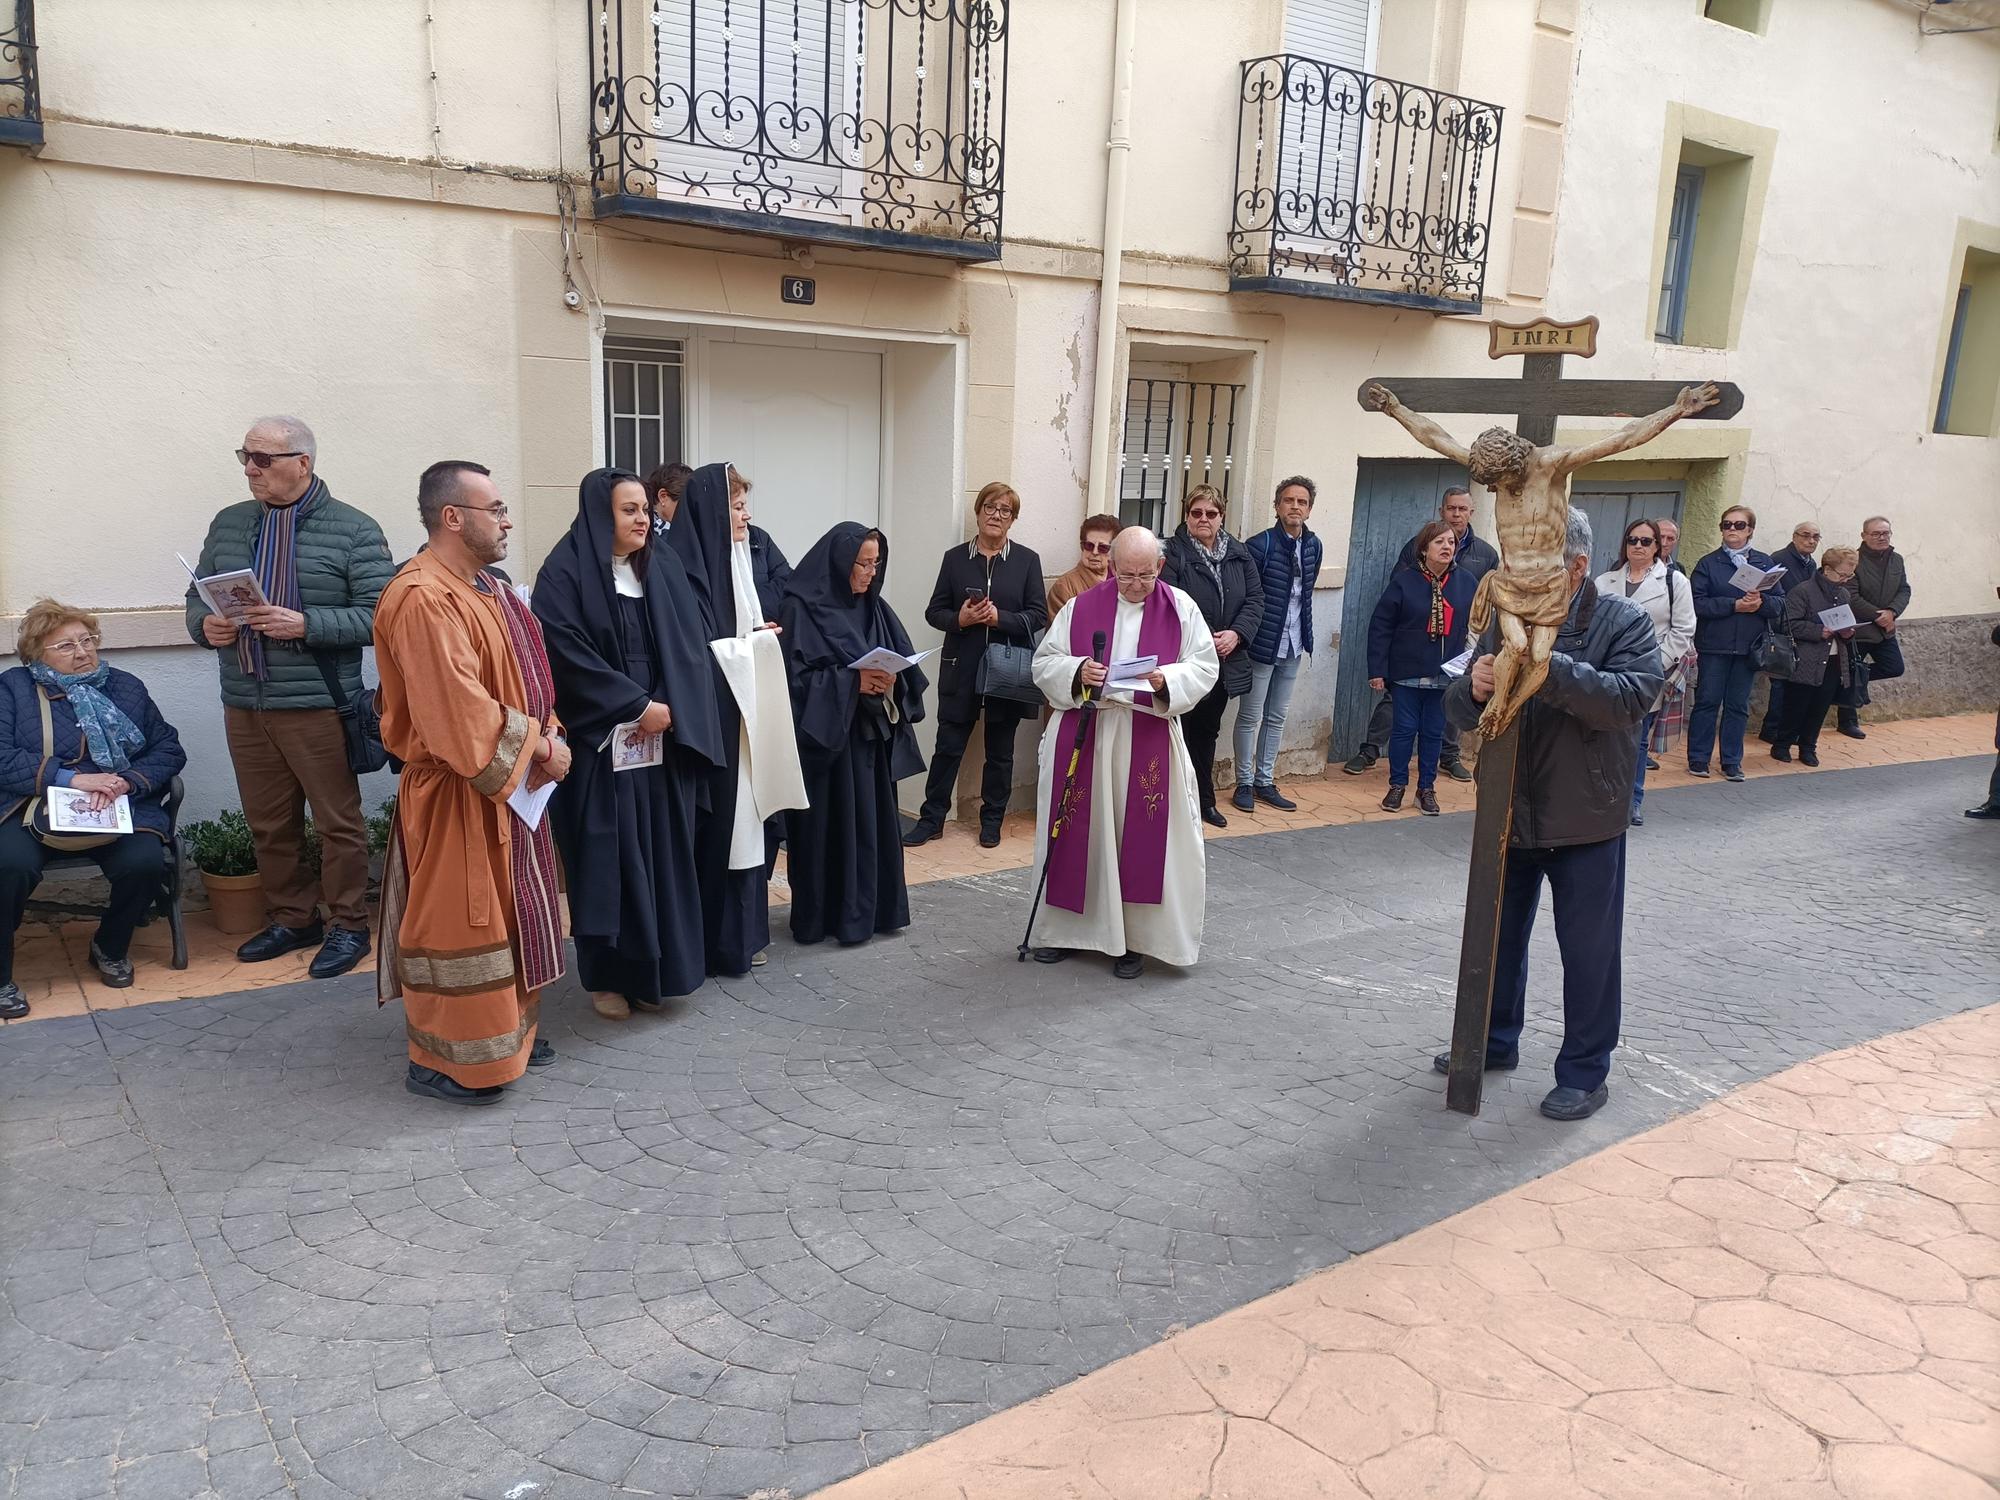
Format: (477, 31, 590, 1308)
(405, 1064, 503, 1106)
(88, 940, 134, 989)
(901, 820, 941, 848)
(236, 920, 324, 963)
(1231, 785, 1255, 813)
(1966, 804, 2000, 820)
(1438, 759, 1472, 783)
(1723, 767, 1746, 783)
(0, 982, 27, 1020)
(308, 927, 371, 979)
(1254, 783, 1297, 811)
(1341, 750, 1378, 776)
(1644, 755, 1660, 771)
(1687, 765, 1711, 779)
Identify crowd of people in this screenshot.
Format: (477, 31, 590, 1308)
(0, 412, 1969, 1123)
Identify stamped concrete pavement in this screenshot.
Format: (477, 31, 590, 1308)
(0, 757, 1993, 1498)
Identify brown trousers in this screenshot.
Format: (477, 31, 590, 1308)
(223, 707, 369, 930)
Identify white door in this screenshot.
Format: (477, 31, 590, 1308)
(697, 337, 883, 564)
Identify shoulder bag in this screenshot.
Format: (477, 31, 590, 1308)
(970, 551, 1046, 706)
(313, 653, 393, 775)
(23, 688, 119, 852)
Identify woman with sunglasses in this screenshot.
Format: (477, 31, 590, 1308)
(1594, 519, 1693, 825)
(1162, 487, 1265, 827)
(1, 601, 188, 1017)
(1047, 514, 1121, 620)
(1686, 505, 1785, 781)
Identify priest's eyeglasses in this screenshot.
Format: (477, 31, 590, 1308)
(1113, 569, 1159, 586)
(235, 448, 307, 469)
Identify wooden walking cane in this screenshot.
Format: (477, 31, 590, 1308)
(1018, 630, 1108, 960)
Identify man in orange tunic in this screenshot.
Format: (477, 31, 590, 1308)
(373, 461, 572, 1105)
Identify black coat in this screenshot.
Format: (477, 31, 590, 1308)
(1779, 572, 1859, 689)
(1162, 529, 1265, 697)
(923, 541, 1048, 721)
(1770, 544, 1817, 593)
(749, 526, 792, 622)
(1446, 583, 1663, 849)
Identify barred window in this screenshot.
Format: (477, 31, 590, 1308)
(602, 336, 686, 477)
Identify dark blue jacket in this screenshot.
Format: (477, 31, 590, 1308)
(0, 666, 187, 841)
(1397, 525, 1500, 588)
(1769, 543, 1816, 594)
(1691, 547, 1785, 656)
(1367, 565, 1478, 683)
(1245, 525, 1322, 665)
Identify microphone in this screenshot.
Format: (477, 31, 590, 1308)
(1083, 630, 1108, 705)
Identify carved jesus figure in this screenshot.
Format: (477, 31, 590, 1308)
(1363, 381, 1719, 738)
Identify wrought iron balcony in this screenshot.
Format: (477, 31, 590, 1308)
(1, 0, 41, 149)
(1228, 55, 1501, 314)
(588, 0, 1009, 261)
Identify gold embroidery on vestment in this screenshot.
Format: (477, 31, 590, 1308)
(471, 708, 529, 796)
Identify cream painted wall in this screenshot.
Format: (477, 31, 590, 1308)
(1551, 0, 2000, 618)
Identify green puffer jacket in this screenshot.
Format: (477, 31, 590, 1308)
(184, 490, 397, 712)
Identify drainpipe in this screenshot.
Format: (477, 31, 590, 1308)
(1086, 0, 1139, 514)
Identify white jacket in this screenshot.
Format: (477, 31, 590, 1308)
(1596, 559, 1695, 705)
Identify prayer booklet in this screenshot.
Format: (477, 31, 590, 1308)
(608, 720, 664, 772)
(1817, 603, 1857, 632)
(45, 787, 133, 836)
(507, 776, 556, 831)
(1106, 654, 1159, 693)
(1441, 645, 1477, 678)
(1728, 561, 1787, 593)
(179, 553, 270, 621)
(846, 646, 933, 675)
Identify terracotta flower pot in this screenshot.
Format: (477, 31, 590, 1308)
(200, 870, 267, 935)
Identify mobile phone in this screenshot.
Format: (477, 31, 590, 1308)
(964, 587, 987, 603)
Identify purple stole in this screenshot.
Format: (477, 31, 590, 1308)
(1046, 580, 1182, 913)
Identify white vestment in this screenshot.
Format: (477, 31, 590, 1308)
(709, 537, 808, 868)
(1028, 584, 1218, 967)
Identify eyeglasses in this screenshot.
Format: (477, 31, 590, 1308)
(452, 502, 510, 521)
(979, 503, 1015, 518)
(236, 448, 307, 469)
(852, 558, 880, 574)
(1187, 508, 1222, 520)
(1113, 571, 1158, 586)
(1080, 539, 1112, 555)
(1719, 520, 1751, 532)
(1795, 530, 1821, 540)
(1624, 536, 1657, 548)
(45, 635, 102, 656)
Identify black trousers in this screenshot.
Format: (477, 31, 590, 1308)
(919, 700, 1028, 829)
(0, 822, 163, 985)
(1486, 835, 1626, 1093)
(1182, 680, 1231, 814)
(1364, 685, 1461, 761)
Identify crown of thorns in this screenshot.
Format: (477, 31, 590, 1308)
(1468, 427, 1534, 481)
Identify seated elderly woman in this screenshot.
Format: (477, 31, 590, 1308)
(0, 601, 188, 1016)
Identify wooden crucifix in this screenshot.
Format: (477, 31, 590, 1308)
(1355, 314, 1742, 1115)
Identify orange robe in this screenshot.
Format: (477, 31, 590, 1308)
(373, 553, 562, 1088)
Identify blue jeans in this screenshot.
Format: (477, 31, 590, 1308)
(1632, 710, 1659, 814)
(1686, 651, 1757, 772)
(1387, 684, 1446, 789)
(1234, 653, 1304, 787)
(1487, 835, 1627, 1092)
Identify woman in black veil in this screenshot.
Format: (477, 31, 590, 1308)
(533, 469, 723, 1016)
(779, 523, 929, 945)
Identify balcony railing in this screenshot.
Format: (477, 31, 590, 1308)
(1228, 55, 1501, 314)
(1, 0, 41, 149)
(589, 0, 1009, 260)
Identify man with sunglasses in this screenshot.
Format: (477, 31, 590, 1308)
(1757, 521, 1821, 744)
(186, 417, 395, 978)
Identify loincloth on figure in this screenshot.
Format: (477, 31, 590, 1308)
(1472, 567, 1572, 630)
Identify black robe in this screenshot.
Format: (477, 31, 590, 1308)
(533, 468, 724, 1004)
(664, 462, 770, 976)
(779, 524, 929, 946)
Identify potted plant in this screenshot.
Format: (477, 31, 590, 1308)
(182, 809, 266, 935)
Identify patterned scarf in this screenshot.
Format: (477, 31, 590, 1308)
(1190, 530, 1230, 593)
(28, 661, 144, 772)
(1421, 565, 1452, 639)
(238, 475, 328, 681)
(486, 572, 566, 993)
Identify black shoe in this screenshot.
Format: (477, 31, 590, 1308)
(1757, 728, 1779, 744)
(236, 920, 324, 963)
(88, 940, 134, 989)
(0, 982, 27, 1020)
(308, 927, 371, 979)
(1687, 765, 1710, 778)
(1630, 812, 1645, 827)
(1798, 747, 1819, 768)
(1432, 1050, 1518, 1075)
(979, 825, 1002, 849)
(1380, 785, 1405, 812)
(1770, 743, 1792, 763)
(1341, 750, 1378, 776)
(1966, 804, 2000, 820)
(1031, 947, 1069, 965)
(901, 820, 941, 848)
(1113, 952, 1143, 980)
(1232, 785, 1255, 813)
(1200, 807, 1227, 829)
(1439, 759, 1472, 783)
(1415, 788, 1440, 816)
(1837, 723, 1866, 741)
(1255, 783, 1297, 811)
(405, 1064, 503, 1106)
(526, 1039, 556, 1069)
(1540, 1084, 1610, 1121)
(1644, 755, 1660, 771)
(1723, 767, 1745, 783)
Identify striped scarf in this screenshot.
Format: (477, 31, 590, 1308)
(238, 475, 327, 681)
(1421, 565, 1451, 639)
(487, 573, 566, 994)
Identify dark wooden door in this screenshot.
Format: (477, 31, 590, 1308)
(1330, 459, 1468, 761)
(1569, 481, 1685, 578)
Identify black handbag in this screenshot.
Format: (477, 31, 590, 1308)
(1753, 626, 1798, 678)
(314, 654, 392, 774)
(975, 638, 1043, 705)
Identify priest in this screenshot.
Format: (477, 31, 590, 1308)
(1029, 527, 1219, 979)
